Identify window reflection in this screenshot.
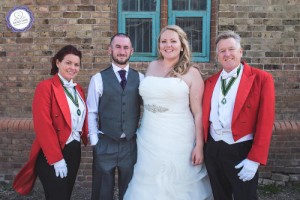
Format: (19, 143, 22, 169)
(176, 17, 203, 52)
(173, 0, 206, 10)
(126, 18, 152, 53)
(122, 0, 156, 11)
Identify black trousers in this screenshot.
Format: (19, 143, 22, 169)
(205, 136, 258, 200)
(91, 134, 137, 200)
(36, 140, 81, 200)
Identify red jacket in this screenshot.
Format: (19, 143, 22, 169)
(202, 61, 275, 165)
(13, 74, 88, 195)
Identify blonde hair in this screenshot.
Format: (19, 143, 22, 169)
(157, 25, 191, 76)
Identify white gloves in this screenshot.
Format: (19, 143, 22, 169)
(235, 159, 260, 182)
(53, 159, 68, 178)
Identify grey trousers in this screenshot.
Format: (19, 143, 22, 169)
(91, 134, 137, 200)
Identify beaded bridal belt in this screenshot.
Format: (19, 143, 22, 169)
(144, 104, 169, 113)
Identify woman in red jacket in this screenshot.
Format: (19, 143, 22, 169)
(13, 45, 88, 200)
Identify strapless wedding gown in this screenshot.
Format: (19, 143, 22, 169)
(124, 76, 213, 200)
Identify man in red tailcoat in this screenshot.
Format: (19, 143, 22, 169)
(202, 30, 275, 200)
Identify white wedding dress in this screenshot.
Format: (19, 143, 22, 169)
(124, 76, 213, 200)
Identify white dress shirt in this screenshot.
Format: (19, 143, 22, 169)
(58, 73, 86, 145)
(209, 64, 253, 144)
(86, 64, 144, 145)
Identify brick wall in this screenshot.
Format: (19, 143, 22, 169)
(0, 118, 299, 188)
(0, 0, 299, 191)
(259, 121, 300, 185)
(216, 0, 300, 120)
(0, 118, 93, 188)
(0, 0, 116, 118)
(0, 0, 300, 120)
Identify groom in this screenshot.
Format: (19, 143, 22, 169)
(202, 30, 275, 200)
(87, 33, 144, 200)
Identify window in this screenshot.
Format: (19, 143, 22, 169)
(118, 0, 160, 61)
(169, 0, 211, 62)
(118, 0, 211, 62)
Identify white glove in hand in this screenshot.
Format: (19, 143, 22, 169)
(235, 159, 260, 182)
(54, 159, 68, 178)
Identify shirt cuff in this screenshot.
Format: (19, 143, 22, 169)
(89, 133, 99, 146)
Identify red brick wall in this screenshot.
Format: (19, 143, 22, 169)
(1, 118, 299, 188)
(1, 0, 300, 120)
(0, 0, 300, 191)
(259, 121, 300, 185)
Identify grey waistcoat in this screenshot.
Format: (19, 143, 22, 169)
(98, 66, 141, 141)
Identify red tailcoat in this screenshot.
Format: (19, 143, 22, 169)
(13, 74, 88, 195)
(202, 61, 275, 165)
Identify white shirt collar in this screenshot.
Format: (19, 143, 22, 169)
(220, 64, 241, 79)
(58, 73, 76, 88)
(58, 73, 74, 84)
(112, 63, 129, 73)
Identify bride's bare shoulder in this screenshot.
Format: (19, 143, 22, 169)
(146, 60, 161, 76)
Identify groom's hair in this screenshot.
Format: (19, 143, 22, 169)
(110, 33, 132, 45)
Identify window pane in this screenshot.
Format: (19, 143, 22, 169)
(191, 0, 206, 10)
(122, 0, 138, 11)
(176, 17, 203, 52)
(173, 0, 189, 10)
(126, 18, 152, 53)
(140, 0, 156, 11)
(122, 0, 156, 11)
(173, 0, 206, 10)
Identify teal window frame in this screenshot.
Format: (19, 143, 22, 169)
(118, 0, 160, 62)
(168, 0, 211, 62)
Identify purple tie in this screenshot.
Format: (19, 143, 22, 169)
(118, 70, 127, 89)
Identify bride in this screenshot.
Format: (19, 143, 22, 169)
(124, 25, 213, 200)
